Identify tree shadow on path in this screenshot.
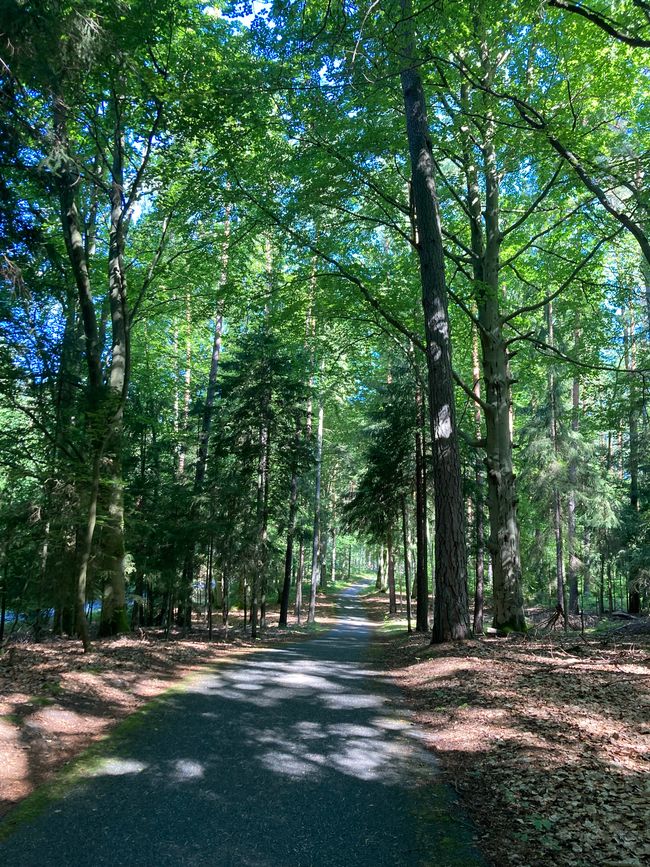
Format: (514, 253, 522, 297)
(0, 585, 485, 867)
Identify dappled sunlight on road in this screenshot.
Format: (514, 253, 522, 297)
(82, 586, 427, 790)
(0, 582, 484, 867)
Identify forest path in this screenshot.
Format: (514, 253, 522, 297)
(0, 581, 484, 866)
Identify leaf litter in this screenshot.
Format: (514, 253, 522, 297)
(370, 597, 650, 867)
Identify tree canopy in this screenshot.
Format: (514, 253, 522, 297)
(1, 0, 649, 649)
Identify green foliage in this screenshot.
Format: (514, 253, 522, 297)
(2, 0, 650, 638)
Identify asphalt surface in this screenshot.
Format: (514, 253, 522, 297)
(0, 582, 485, 866)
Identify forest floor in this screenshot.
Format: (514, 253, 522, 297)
(0, 591, 339, 817)
(368, 592, 650, 867)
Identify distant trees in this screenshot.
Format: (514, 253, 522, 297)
(344, 364, 417, 620)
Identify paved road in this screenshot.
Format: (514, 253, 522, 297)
(0, 582, 484, 866)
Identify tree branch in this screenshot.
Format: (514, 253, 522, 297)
(547, 0, 650, 48)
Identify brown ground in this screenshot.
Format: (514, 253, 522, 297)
(0, 594, 338, 818)
(367, 592, 650, 867)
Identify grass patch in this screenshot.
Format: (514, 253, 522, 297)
(27, 696, 55, 708)
(378, 618, 410, 635)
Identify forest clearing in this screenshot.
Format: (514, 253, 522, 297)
(2, 0, 650, 864)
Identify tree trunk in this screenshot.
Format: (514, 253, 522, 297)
(177, 290, 192, 477)
(98, 118, 130, 638)
(413, 386, 429, 630)
(472, 325, 485, 634)
(279, 455, 299, 628)
(400, 17, 470, 640)
(180, 212, 230, 627)
(401, 497, 412, 633)
(319, 523, 328, 590)
(295, 536, 304, 623)
(308, 396, 324, 624)
(252, 405, 271, 637)
(387, 529, 397, 616)
(567, 335, 580, 614)
(625, 313, 641, 613)
(547, 301, 567, 628)
(460, 68, 525, 634)
(207, 537, 214, 640)
(75, 450, 103, 652)
(0, 551, 7, 643)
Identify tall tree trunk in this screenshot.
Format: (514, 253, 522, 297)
(414, 376, 429, 631)
(55, 94, 103, 647)
(625, 313, 641, 613)
(400, 0, 469, 641)
(177, 290, 192, 477)
(279, 427, 300, 627)
(319, 518, 328, 590)
(472, 325, 486, 634)
(75, 450, 102, 652)
(1, 547, 8, 642)
(308, 396, 324, 624)
(180, 211, 230, 627)
(401, 497, 412, 634)
(547, 301, 567, 627)
(460, 62, 525, 634)
(330, 487, 337, 586)
(251, 409, 270, 638)
(195, 208, 230, 489)
(55, 90, 130, 642)
(99, 111, 130, 638)
(642, 257, 650, 342)
(295, 536, 305, 624)
(567, 331, 580, 614)
(387, 529, 397, 616)
(207, 537, 214, 639)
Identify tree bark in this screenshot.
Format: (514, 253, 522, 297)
(295, 536, 305, 623)
(179, 210, 230, 628)
(177, 290, 192, 477)
(252, 403, 271, 637)
(461, 42, 526, 632)
(401, 497, 412, 633)
(399, 10, 470, 640)
(414, 376, 429, 631)
(54, 90, 129, 642)
(624, 313, 641, 613)
(547, 301, 567, 628)
(387, 529, 397, 616)
(279, 423, 300, 627)
(459, 64, 526, 633)
(472, 325, 485, 634)
(99, 107, 130, 638)
(308, 396, 324, 624)
(567, 331, 580, 614)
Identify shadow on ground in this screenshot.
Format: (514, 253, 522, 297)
(0, 584, 484, 867)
